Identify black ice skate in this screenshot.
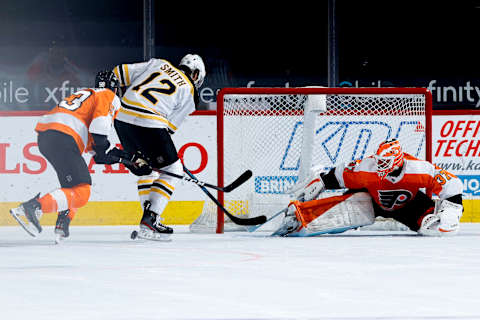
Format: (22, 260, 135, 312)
(9, 193, 43, 237)
(55, 210, 71, 244)
(136, 201, 173, 241)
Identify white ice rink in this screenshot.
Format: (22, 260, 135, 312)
(1, 224, 480, 320)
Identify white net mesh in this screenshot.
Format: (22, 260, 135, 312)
(190, 88, 430, 233)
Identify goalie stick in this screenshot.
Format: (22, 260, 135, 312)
(182, 166, 267, 226)
(246, 208, 288, 232)
(115, 156, 252, 193)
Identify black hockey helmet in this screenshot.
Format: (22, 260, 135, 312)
(95, 70, 119, 91)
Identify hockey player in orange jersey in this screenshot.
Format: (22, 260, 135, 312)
(9, 71, 141, 243)
(274, 139, 464, 237)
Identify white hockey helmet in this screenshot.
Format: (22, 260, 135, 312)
(179, 54, 206, 88)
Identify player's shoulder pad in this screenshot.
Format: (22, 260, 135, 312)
(344, 157, 370, 172)
(402, 157, 437, 178)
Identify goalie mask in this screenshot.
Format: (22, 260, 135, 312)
(179, 54, 206, 88)
(374, 139, 404, 179)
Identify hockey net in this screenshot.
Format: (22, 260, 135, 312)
(190, 87, 432, 233)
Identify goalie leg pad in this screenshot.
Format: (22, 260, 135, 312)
(276, 192, 375, 237)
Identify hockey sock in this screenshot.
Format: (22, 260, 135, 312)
(137, 178, 154, 207)
(38, 184, 91, 215)
(149, 178, 174, 214)
(148, 159, 181, 214)
(67, 207, 77, 220)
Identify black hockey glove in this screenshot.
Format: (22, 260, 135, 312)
(92, 134, 117, 165)
(108, 149, 152, 176)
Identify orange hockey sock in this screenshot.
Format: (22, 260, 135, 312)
(37, 184, 91, 214)
(38, 193, 57, 213)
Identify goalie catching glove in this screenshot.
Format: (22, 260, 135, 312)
(419, 199, 463, 236)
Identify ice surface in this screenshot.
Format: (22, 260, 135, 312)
(1, 224, 480, 320)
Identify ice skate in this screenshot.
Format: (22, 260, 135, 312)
(134, 201, 173, 241)
(55, 210, 71, 244)
(9, 193, 43, 237)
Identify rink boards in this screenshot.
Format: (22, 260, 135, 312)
(0, 112, 479, 225)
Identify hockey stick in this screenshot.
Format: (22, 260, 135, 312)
(154, 167, 252, 193)
(183, 166, 267, 226)
(246, 208, 287, 232)
(115, 156, 252, 193)
(114, 155, 265, 226)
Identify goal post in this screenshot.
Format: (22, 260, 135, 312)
(190, 87, 432, 233)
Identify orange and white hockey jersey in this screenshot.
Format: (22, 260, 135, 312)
(113, 58, 196, 133)
(35, 88, 121, 154)
(334, 154, 463, 211)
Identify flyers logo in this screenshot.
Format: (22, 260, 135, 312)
(378, 190, 412, 209)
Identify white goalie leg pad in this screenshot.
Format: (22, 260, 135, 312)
(286, 192, 375, 237)
(419, 200, 462, 236)
(359, 217, 409, 231)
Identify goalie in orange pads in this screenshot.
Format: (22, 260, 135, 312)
(274, 139, 464, 237)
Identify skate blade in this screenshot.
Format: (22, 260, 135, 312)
(54, 233, 66, 244)
(9, 208, 39, 237)
(134, 229, 172, 242)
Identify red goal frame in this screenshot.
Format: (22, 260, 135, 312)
(215, 87, 433, 233)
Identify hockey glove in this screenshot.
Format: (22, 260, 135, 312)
(109, 149, 152, 176)
(92, 134, 117, 165)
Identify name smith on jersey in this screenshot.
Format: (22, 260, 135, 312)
(159, 64, 188, 87)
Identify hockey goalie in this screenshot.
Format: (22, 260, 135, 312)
(273, 139, 464, 237)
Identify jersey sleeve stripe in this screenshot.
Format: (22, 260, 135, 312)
(36, 113, 89, 152)
(113, 66, 123, 86)
(118, 108, 177, 131)
(123, 65, 131, 86)
(120, 99, 177, 131)
(121, 97, 160, 115)
(114, 65, 128, 87)
(35, 122, 85, 153)
(119, 65, 126, 86)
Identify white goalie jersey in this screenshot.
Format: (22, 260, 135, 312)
(113, 58, 196, 132)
